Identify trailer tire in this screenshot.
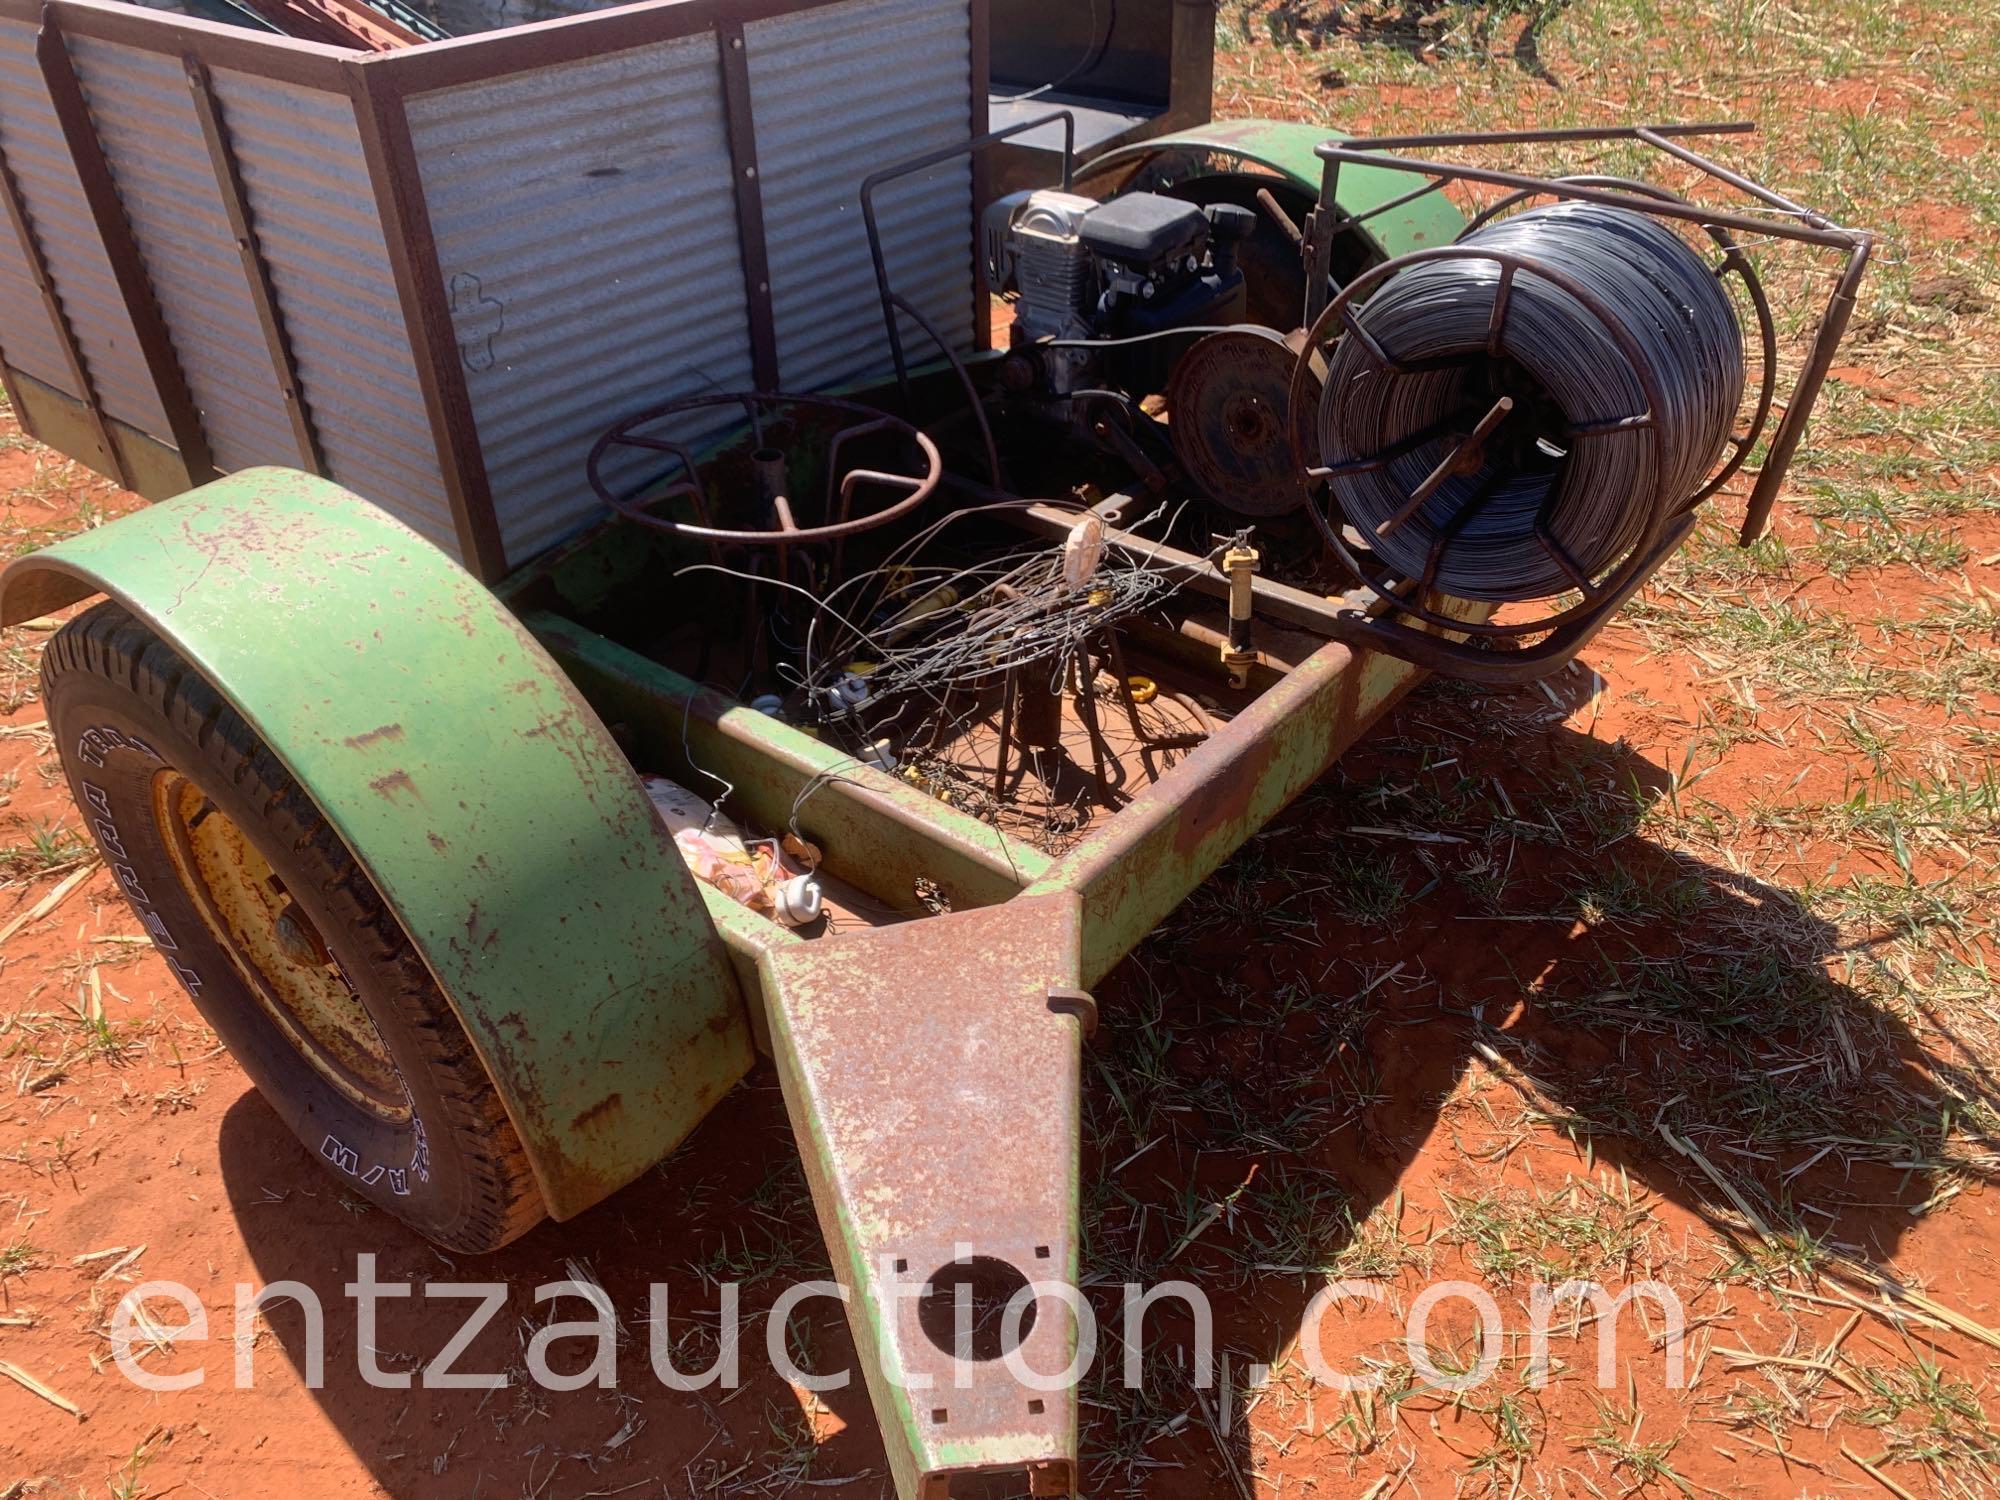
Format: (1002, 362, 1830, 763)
(42, 601, 546, 1253)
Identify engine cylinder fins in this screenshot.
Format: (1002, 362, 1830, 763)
(1307, 202, 1744, 604)
(1169, 327, 1322, 518)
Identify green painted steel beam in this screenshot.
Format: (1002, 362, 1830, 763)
(0, 468, 753, 1220)
(758, 892, 1087, 1499)
(529, 610, 1050, 912)
(1034, 636, 1436, 985)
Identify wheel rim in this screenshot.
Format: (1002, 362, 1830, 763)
(153, 773, 410, 1123)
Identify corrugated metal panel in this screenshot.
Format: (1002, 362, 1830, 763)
(0, 16, 169, 433)
(0, 168, 71, 395)
(405, 34, 756, 562)
(68, 36, 295, 473)
(213, 67, 458, 551)
(745, 0, 974, 394)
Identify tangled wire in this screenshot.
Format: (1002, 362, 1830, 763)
(822, 545, 1180, 703)
(785, 500, 1195, 712)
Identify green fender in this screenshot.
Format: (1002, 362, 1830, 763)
(0, 468, 753, 1221)
(1076, 117, 1464, 260)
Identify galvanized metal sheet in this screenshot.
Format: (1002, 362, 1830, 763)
(745, 0, 975, 393)
(0, 15, 169, 433)
(0, 147, 71, 395)
(213, 67, 458, 549)
(67, 36, 296, 473)
(404, 34, 756, 562)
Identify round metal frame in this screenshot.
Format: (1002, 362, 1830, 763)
(587, 391, 943, 547)
(1456, 175, 1778, 511)
(1288, 242, 1673, 642)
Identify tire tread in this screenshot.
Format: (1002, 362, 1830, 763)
(43, 601, 544, 1252)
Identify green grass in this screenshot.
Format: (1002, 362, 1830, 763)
(1577, 1400, 1694, 1495)
(1438, 1180, 1656, 1285)
(0, 818, 92, 880)
(1070, 0, 1993, 1488)
(1849, 1356, 2000, 1485)
(0, 1235, 35, 1287)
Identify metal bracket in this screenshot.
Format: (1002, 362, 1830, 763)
(185, 56, 327, 475)
(715, 21, 780, 391)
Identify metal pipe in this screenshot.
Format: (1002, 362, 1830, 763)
(1315, 146, 1865, 251)
(1739, 237, 1873, 543)
(859, 110, 1076, 404)
(956, 477, 1361, 638)
(1333, 120, 1757, 151)
(1635, 125, 1824, 226)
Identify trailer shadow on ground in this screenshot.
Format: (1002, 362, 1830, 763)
(219, 670, 1992, 1499)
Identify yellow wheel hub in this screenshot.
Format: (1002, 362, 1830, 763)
(153, 774, 408, 1122)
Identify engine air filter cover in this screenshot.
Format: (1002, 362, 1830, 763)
(1169, 328, 1320, 517)
(1079, 192, 1209, 268)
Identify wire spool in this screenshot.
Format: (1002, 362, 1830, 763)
(1308, 202, 1744, 602)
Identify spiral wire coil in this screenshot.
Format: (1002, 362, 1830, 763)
(1316, 202, 1745, 601)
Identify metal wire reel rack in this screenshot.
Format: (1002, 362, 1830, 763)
(1289, 122, 1875, 682)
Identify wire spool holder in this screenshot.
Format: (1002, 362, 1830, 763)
(587, 390, 942, 685)
(1290, 122, 1874, 683)
(586, 389, 942, 584)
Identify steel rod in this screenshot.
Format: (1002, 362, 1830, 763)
(1315, 147, 1863, 251)
(1740, 237, 1873, 542)
(1375, 395, 1513, 539)
(1634, 125, 1824, 225)
(715, 22, 780, 391)
(1333, 120, 1757, 151)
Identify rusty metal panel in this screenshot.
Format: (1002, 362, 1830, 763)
(66, 36, 296, 473)
(210, 66, 457, 549)
(0, 14, 169, 433)
(744, 0, 974, 392)
(402, 34, 756, 562)
(762, 894, 1084, 1499)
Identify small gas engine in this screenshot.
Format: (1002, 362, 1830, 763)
(983, 187, 1257, 398)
